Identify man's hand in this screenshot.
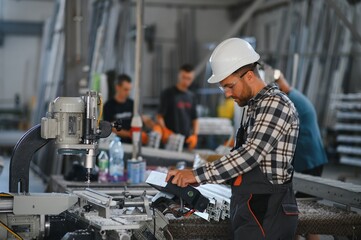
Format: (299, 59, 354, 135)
(186, 134, 198, 150)
(141, 131, 149, 145)
(152, 124, 163, 135)
(152, 124, 173, 144)
(166, 169, 197, 188)
(161, 127, 173, 143)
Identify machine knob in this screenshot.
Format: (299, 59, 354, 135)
(112, 119, 122, 131)
(98, 121, 112, 138)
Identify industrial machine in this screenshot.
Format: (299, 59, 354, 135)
(0, 185, 172, 239)
(0, 91, 210, 240)
(9, 91, 117, 194)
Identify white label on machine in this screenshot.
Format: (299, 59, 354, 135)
(146, 171, 167, 187)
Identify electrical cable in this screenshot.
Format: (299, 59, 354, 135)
(184, 209, 195, 217)
(165, 229, 174, 240)
(0, 193, 13, 198)
(179, 197, 184, 212)
(152, 206, 156, 237)
(97, 95, 103, 127)
(162, 208, 181, 217)
(0, 220, 23, 240)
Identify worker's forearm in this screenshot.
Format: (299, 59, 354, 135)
(192, 119, 199, 135)
(113, 129, 131, 139)
(142, 115, 156, 129)
(156, 114, 166, 128)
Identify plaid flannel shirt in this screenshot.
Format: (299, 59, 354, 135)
(194, 84, 299, 185)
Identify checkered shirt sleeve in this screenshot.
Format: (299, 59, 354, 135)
(194, 88, 299, 185)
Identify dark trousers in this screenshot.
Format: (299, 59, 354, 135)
(231, 188, 298, 240)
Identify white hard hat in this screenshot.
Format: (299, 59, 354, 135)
(207, 38, 260, 84)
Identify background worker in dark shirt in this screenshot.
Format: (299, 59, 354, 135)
(103, 74, 134, 143)
(156, 64, 199, 150)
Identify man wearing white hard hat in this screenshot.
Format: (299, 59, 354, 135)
(167, 38, 300, 239)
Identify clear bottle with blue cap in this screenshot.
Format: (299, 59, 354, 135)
(108, 136, 124, 182)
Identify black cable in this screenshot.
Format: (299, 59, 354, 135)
(152, 206, 156, 237)
(179, 197, 184, 212)
(165, 229, 174, 240)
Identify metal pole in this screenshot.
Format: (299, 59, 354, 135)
(291, 53, 299, 88)
(325, 0, 361, 45)
(64, 0, 88, 97)
(131, 0, 144, 159)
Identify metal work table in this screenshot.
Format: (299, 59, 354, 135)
(48, 175, 155, 193)
(49, 175, 361, 239)
(166, 200, 361, 239)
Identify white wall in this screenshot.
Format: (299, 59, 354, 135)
(0, 36, 41, 107)
(0, 0, 54, 109)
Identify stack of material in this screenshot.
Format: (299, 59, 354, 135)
(165, 134, 185, 152)
(147, 131, 161, 149)
(198, 118, 234, 136)
(334, 93, 361, 167)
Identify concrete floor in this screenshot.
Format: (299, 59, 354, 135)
(0, 155, 360, 240)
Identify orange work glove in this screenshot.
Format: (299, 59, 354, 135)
(186, 134, 198, 150)
(141, 131, 149, 145)
(152, 125, 163, 135)
(152, 124, 173, 144)
(161, 127, 173, 143)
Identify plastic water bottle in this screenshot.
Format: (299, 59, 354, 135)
(109, 137, 124, 182)
(97, 151, 109, 183)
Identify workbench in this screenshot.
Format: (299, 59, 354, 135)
(48, 175, 361, 239)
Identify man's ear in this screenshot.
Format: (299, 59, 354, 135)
(245, 71, 255, 83)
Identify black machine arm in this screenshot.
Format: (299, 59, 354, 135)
(9, 124, 52, 193)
